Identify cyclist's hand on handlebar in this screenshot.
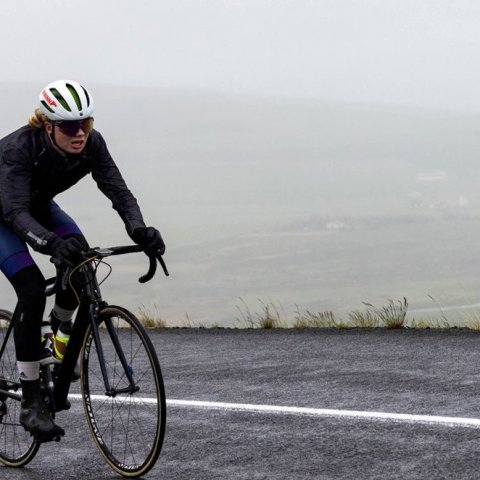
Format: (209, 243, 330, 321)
(48, 236, 86, 267)
(131, 227, 165, 255)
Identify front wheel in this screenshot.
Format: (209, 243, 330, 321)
(80, 305, 166, 478)
(0, 309, 40, 467)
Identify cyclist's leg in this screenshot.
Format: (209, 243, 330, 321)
(42, 201, 87, 332)
(0, 222, 64, 439)
(0, 222, 43, 378)
(41, 202, 87, 369)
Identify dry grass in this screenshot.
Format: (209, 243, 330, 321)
(136, 304, 167, 329)
(348, 309, 379, 328)
(362, 297, 408, 329)
(293, 308, 339, 328)
(236, 298, 288, 328)
(133, 296, 480, 330)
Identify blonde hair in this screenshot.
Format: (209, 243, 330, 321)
(28, 108, 47, 129)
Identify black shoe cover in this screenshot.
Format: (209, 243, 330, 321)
(20, 397, 65, 442)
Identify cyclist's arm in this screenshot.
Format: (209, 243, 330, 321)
(0, 145, 55, 251)
(88, 131, 146, 235)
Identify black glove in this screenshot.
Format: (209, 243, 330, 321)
(48, 236, 86, 267)
(131, 227, 165, 255)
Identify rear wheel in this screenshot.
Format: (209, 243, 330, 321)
(81, 305, 166, 478)
(0, 309, 40, 466)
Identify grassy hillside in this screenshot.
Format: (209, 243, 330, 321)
(1, 83, 480, 326)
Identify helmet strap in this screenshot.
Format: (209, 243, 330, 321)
(47, 124, 68, 157)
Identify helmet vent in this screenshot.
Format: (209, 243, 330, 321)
(81, 86, 91, 107)
(66, 83, 83, 112)
(50, 88, 72, 112)
(40, 100, 55, 114)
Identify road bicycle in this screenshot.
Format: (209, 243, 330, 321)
(0, 245, 168, 478)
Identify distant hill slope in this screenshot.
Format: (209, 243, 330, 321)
(1, 83, 480, 325)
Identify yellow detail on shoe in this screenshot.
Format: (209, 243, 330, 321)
(53, 334, 69, 361)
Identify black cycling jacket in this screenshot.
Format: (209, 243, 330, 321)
(0, 126, 146, 251)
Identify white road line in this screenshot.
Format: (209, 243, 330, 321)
(68, 394, 480, 428)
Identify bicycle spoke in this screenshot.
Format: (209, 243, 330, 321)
(0, 310, 40, 466)
(81, 306, 165, 477)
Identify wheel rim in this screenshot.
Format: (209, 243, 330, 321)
(81, 307, 165, 476)
(0, 311, 39, 465)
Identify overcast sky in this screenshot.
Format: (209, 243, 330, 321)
(1, 0, 480, 111)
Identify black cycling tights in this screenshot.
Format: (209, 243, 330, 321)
(11, 265, 80, 362)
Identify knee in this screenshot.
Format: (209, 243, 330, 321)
(11, 266, 46, 308)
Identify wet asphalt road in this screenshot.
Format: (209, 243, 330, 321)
(4, 328, 480, 480)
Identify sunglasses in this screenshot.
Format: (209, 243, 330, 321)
(53, 118, 94, 136)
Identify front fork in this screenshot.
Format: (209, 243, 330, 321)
(53, 300, 139, 407)
(91, 310, 139, 396)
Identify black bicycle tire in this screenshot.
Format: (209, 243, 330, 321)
(80, 305, 166, 478)
(0, 309, 40, 467)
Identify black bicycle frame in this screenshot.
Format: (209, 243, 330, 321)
(52, 262, 139, 410)
(1, 245, 167, 410)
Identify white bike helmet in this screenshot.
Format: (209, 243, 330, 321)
(39, 80, 95, 121)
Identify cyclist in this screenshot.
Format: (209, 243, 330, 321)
(0, 80, 165, 440)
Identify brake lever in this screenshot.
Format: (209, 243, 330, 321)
(45, 262, 71, 296)
(59, 267, 70, 291)
(156, 252, 169, 277)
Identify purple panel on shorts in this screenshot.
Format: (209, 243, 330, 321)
(0, 251, 35, 279)
(52, 223, 82, 238)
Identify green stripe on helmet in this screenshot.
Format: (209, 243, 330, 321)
(50, 88, 72, 112)
(66, 83, 82, 111)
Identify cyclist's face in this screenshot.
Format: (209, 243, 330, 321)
(45, 121, 90, 154)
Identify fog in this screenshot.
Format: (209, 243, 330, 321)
(2, 1, 480, 111)
(1, 2, 480, 325)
